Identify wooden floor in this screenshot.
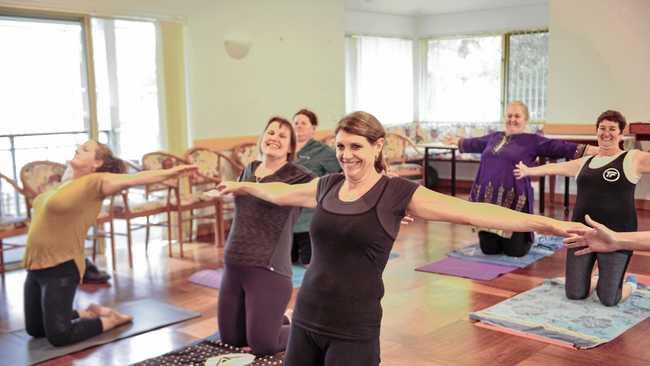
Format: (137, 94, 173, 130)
(2, 200, 650, 365)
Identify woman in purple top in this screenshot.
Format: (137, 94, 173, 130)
(212, 111, 585, 366)
(216, 117, 313, 355)
(445, 101, 595, 257)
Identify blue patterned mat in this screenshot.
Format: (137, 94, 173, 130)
(448, 235, 564, 268)
(470, 278, 650, 349)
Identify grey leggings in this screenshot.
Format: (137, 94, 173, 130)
(217, 263, 292, 355)
(565, 248, 633, 306)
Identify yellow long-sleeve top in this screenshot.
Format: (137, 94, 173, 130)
(23, 173, 106, 278)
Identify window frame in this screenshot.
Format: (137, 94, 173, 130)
(419, 28, 549, 124)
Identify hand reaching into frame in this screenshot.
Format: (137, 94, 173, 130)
(563, 215, 621, 255)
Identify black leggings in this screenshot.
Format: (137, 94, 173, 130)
(217, 264, 292, 355)
(565, 248, 633, 306)
(24, 260, 103, 347)
(478, 231, 532, 257)
(284, 323, 380, 366)
(291, 232, 312, 265)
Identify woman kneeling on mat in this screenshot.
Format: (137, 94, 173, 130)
(211, 111, 585, 366)
(515, 110, 650, 306)
(23, 140, 196, 347)
(444, 101, 596, 257)
(216, 117, 313, 355)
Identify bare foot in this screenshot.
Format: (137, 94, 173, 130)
(241, 346, 252, 353)
(87, 303, 112, 317)
(100, 309, 133, 332)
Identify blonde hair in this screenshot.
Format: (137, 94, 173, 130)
(507, 101, 530, 121)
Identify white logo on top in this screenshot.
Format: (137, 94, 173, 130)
(603, 168, 620, 182)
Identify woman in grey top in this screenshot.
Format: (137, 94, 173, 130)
(291, 109, 340, 265)
(216, 117, 313, 355)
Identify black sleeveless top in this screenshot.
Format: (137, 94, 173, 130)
(572, 151, 637, 234)
(292, 174, 419, 340)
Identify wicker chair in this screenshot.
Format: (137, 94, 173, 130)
(0, 172, 29, 273)
(384, 133, 424, 180)
(184, 147, 243, 248)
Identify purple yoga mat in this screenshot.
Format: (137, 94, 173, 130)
(189, 269, 224, 289)
(415, 257, 517, 281)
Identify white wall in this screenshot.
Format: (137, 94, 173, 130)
(345, 10, 416, 38)
(185, 0, 345, 140)
(416, 3, 548, 38)
(547, 0, 650, 123)
(0, 0, 346, 141)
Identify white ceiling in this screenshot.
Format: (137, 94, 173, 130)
(345, 0, 548, 16)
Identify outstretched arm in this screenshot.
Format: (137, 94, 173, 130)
(634, 150, 650, 175)
(407, 186, 585, 236)
(101, 165, 198, 196)
(208, 178, 319, 208)
(513, 158, 584, 179)
(564, 215, 650, 254)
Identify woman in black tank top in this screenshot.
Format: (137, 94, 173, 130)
(212, 112, 585, 366)
(514, 110, 648, 306)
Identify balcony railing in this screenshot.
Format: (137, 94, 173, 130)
(0, 130, 111, 216)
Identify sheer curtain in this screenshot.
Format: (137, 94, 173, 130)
(507, 32, 549, 121)
(92, 18, 163, 162)
(420, 36, 502, 124)
(345, 35, 413, 126)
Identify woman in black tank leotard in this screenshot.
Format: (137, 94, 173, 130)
(515, 110, 650, 306)
(212, 111, 585, 366)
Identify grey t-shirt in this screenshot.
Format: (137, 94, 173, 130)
(224, 161, 314, 277)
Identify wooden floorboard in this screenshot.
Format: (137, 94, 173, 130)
(2, 200, 650, 365)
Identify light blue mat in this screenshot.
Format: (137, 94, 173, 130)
(470, 278, 650, 349)
(448, 235, 564, 268)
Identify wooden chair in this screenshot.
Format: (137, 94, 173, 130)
(319, 134, 336, 150)
(113, 152, 179, 267)
(384, 133, 424, 180)
(230, 142, 258, 171)
(183, 147, 243, 250)
(0, 172, 29, 273)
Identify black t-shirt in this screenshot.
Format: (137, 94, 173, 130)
(292, 173, 419, 340)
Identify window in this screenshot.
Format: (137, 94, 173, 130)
(345, 36, 413, 126)
(92, 18, 162, 162)
(0, 14, 163, 216)
(420, 31, 549, 125)
(507, 32, 549, 121)
(420, 36, 502, 123)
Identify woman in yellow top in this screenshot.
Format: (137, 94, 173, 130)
(23, 140, 196, 347)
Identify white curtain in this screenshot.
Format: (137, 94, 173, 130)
(420, 36, 502, 124)
(345, 35, 413, 126)
(92, 18, 163, 162)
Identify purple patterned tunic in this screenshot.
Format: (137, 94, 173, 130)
(460, 132, 585, 217)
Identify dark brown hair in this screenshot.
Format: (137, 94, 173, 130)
(294, 108, 318, 126)
(94, 141, 126, 173)
(334, 111, 386, 173)
(260, 116, 297, 161)
(596, 110, 627, 132)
